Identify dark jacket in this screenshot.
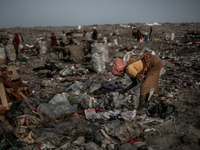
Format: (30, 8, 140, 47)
(92, 30, 98, 40)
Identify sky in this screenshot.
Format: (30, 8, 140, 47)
(0, 0, 200, 28)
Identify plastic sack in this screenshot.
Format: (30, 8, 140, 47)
(123, 50, 136, 62)
(125, 74, 140, 108)
(5, 44, 16, 61)
(38, 40, 47, 54)
(170, 33, 175, 41)
(0, 45, 6, 61)
(37, 102, 78, 119)
(91, 43, 109, 63)
(49, 93, 69, 104)
(103, 120, 143, 143)
(92, 53, 105, 74)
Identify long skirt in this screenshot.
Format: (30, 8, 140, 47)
(140, 54, 163, 95)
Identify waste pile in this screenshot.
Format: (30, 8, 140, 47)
(0, 23, 200, 150)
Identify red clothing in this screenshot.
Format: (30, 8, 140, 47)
(13, 37, 20, 45)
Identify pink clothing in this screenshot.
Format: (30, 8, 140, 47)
(111, 58, 126, 76)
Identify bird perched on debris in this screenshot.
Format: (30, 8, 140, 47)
(111, 54, 163, 113)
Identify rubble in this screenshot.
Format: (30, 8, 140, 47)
(0, 23, 200, 150)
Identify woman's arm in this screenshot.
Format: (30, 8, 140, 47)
(120, 73, 144, 94)
(131, 73, 144, 92)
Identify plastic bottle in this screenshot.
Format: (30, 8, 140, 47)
(89, 99, 93, 108)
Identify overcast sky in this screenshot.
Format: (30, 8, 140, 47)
(0, 0, 200, 28)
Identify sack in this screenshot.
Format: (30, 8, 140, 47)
(0, 45, 6, 61)
(92, 52, 105, 74)
(5, 44, 16, 61)
(91, 43, 109, 63)
(38, 40, 47, 54)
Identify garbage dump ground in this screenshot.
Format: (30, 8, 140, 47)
(0, 23, 200, 150)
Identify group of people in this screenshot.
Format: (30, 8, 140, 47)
(131, 27, 153, 42)
(12, 26, 162, 115)
(50, 27, 98, 49)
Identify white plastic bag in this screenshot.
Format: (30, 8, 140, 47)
(5, 44, 16, 61)
(123, 51, 136, 62)
(38, 40, 47, 54)
(0, 46, 6, 61)
(91, 43, 109, 63)
(49, 93, 69, 104)
(92, 52, 105, 74)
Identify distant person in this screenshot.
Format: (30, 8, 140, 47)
(131, 27, 137, 39)
(61, 30, 67, 43)
(50, 32, 57, 49)
(133, 28, 137, 39)
(83, 30, 87, 37)
(66, 31, 73, 39)
(137, 29, 142, 42)
(131, 27, 134, 37)
(66, 31, 74, 45)
(12, 33, 20, 61)
(149, 27, 152, 41)
(92, 27, 98, 40)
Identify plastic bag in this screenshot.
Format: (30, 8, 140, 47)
(121, 110, 137, 121)
(103, 120, 143, 143)
(73, 81, 85, 92)
(38, 40, 47, 54)
(123, 50, 136, 62)
(92, 53, 105, 74)
(111, 92, 123, 108)
(48, 93, 69, 104)
(89, 83, 101, 93)
(0, 45, 6, 61)
(125, 72, 140, 109)
(5, 44, 16, 61)
(91, 43, 109, 63)
(80, 93, 92, 109)
(37, 102, 78, 119)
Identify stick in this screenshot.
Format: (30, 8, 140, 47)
(32, 111, 44, 118)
